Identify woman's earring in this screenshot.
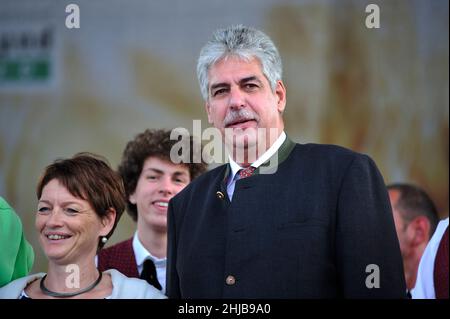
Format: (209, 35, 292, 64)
(101, 237, 108, 244)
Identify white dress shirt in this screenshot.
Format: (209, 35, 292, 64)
(227, 131, 286, 200)
(411, 217, 449, 299)
(132, 232, 167, 294)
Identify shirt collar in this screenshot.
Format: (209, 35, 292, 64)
(132, 232, 166, 267)
(228, 131, 286, 181)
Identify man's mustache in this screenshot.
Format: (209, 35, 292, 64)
(223, 109, 259, 127)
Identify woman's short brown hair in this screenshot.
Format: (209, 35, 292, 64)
(36, 152, 126, 249)
(119, 129, 208, 221)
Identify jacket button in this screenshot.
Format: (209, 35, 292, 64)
(216, 191, 225, 200)
(225, 275, 236, 285)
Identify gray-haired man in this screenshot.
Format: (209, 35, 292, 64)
(167, 25, 406, 298)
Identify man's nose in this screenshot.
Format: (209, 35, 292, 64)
(228, 87, 245, 110)
(158, 177, 174, 196)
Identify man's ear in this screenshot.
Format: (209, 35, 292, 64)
(409, 216, 431, 246)
(100, 208, 116, 237)
(205, 101, 213, 124)
(275, 80, 287, 113)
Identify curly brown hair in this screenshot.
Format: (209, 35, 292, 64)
(36, 152, 126, 250)
(119, 129, 208, 221)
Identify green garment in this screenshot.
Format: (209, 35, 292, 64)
(0, 196, 34, 287)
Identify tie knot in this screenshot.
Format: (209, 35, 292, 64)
(238, 166, 256, 179)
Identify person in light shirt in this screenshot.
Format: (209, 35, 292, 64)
(387, 183, 439, 294)
(97, 129, 207, 294)
(166, 24, 406, 298)
(412, 217, 449, 299)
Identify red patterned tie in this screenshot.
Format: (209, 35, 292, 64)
(434, 226, 449, 299)
(238, 166, 256, 179)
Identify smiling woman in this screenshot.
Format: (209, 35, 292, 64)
(0, 153, 166, 299)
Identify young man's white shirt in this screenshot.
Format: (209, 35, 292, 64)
(133, 232, 166, 294)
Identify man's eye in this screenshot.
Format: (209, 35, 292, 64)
(213, 88, 227, 96)
(146, 175, 157, 180)
(244, 83, 258, 90)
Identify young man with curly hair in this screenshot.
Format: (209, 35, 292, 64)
(97, 129, 207, 294)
